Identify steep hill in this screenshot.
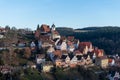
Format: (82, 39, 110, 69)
(56, 27, 74, 36)
(57, 26, 120, 55)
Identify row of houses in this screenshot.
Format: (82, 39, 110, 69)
(0, 27, 7, 39)
(33, 24, 105, 71)
(30, 24, 119, 72)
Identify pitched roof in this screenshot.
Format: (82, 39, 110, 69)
(51, 24, 55, 28)
(40, 24, 50, 33)
(61, 55, 67, 59)
(79, 42, 92, 48)
(61, 36, 66, 40)
(53, 31, 59, 34)
(67, 41, 73, 46)
(97, 56, 108, 60)
(62, 50, 69, 54)
(53, 50, 62, 58)
(74, 39, 79, 44)
(36, 54, 45, 59)
(39, 35, 50, 41)
(67, 36, 74, 41)
(94, 49, 104, 56)
(83, 54, 88, 59)
(0, 28, 6, 33)
(108, 58, 113, 63)
(47, 46, 55, 53)
(78, 46, 86, 54)
(76, 55, 82, 60)
(74, 50, 82, 55)
(57, 39, 63, 45)
(68, 54, 74, 60)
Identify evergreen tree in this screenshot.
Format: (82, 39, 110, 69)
(37, 24, 40, 30)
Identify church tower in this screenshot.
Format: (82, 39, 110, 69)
(51, 24, 56, 31)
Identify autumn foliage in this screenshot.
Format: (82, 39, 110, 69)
(24, 47, 31, 59)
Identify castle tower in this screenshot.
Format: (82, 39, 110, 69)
(51, 24, 56, 31)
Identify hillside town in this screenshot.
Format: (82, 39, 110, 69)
(0, 24, 120, 80)
(34, 24, 119, 68)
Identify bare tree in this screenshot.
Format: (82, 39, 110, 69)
(24, 47, 31, 59)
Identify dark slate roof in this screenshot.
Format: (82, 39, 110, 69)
(53, 38, 59, 42)
(76, 55, 82, 60)
(68, 53, 74, 60)
(61, 55, 67, 59)
(83, 54, 88, 59)
(53, 55, 58, 60)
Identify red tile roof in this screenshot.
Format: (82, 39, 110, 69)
(41, 24, 50, 33)
(94, 49, 104, 57)
(74, 50, 82, 55)
(53, 50, 62, 58)
(78, 46, 86, 53)
(78, 42, 92, 53)
(108, 58, 113, 63)
(79, 42, 92, 48)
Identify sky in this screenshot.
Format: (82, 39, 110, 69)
(0, 0, 120, 30)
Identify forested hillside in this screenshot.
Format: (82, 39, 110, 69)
(57, 26, 120, 55)
(56, 27, 74, 36)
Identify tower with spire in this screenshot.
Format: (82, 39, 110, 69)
(51, 24, 61, 39)
(51, 24, 56, 31)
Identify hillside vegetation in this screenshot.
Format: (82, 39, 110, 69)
(57, 26, 120, 55)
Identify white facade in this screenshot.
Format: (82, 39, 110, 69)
(30, 41, 35, 48)
(38, 40, 42, 49)
(70, 56, 78, 64)
(0, 34, 4, 39)
(65, 56, 70, 63)
(36, 58, 45, 64)
(52, 34, 61, 39)
(88, 44, 93, 52)
(93, 53, 96, 59)
(42, 65, 53, 72)
(56, 45, 61, 50)
(74, 40, 80, 49)
(83, 46, 89, 54)
(68, 45, 75, 52)
(109, 59, 115, 66)
(47, 46, 55, 53)
(61, 42, 67, 51)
